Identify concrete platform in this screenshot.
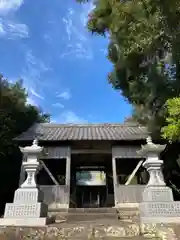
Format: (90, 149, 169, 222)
(0, 218, 48, 227)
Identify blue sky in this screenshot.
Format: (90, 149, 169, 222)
(0, 0, 132, 123)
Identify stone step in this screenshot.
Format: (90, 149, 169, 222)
(47, 207, 142, 227)
(116, 208, 140, 220)
(67, 213, 117, 222)
(48, 207, 140, 222)
(49, 212, 118, 222)
(49, 207, 117, 214)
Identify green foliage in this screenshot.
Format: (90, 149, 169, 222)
(161, 98, 180, 141)
(77, 0, 180, 138)
(0, 75, 50, 213)
(0, 75, 50, 158)
(77, 0, 180, 196)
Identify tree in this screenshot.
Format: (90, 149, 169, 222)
(76, 0, 180, 197)
(77, 0, 180, 137)
(0, 76, 49, 157)
(0, 75, 49, 213)
(161, 98, 180, 142)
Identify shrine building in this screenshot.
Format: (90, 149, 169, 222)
(15, 123, 149, 209)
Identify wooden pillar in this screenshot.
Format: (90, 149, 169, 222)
(112, 146, 118, 206)
(65, 153, 71, 186)
(65, 147, 71, 208)
(43, 146, 72, 208)
(112, 156, 118, 206)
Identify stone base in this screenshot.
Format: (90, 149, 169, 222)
(4, 203, 48, 218)
(115, 203, 139, 208)
(0, 218, 47, 227)
(142, 186, 173, 202)
(141, 217, 180, 223)
(14, 188, 44, 203)
(139, 201, 180, 218)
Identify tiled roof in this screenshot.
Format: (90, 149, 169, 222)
(14, 123, 148, 141)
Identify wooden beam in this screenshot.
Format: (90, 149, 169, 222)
(40, 160, 59, 185)
(125, 160, 144, 185)
(71, 149, 112, 154)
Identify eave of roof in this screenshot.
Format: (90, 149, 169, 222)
(14, 123, 149, 142)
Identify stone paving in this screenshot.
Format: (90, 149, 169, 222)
(0, 226, 160, 239)
(0, 217, 161, 239)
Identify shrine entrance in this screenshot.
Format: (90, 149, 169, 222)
(70, 153, 114, 208)
(76, 186, 107, 208)
(75, 168, 107, 208)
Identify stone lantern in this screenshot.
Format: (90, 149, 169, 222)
(0, 139, 48, 226)
(137, 137, 180, 224)
(138, 136, 166, 187)
(20, 139, 42, 188)
(138, 136, 173, 202)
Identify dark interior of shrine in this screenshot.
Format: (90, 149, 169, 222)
(116, 158, 148, 184)
(70, 153, 114, 208)
(37, 158, 66, 185)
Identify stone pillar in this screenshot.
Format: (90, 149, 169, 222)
(0, 139, 49, 227)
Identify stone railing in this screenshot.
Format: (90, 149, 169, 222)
(39, 185, 69, 209)
(116, 185, 145, 203)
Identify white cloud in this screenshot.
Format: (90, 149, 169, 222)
(26, 50, 37, 65)
(21, 50, 51, 94)
(61, 111, 87, 123)
(0, 0, 23, 15)
(100, 48, 108, 55)
(59, 42, 92, 60)
(62, 10, 73, 41)
(43, 33, 52, 44)
(80, 2, 95, 27)
(26, 50, 49, 72)
(26, 97, 38, 106)
(0, 21, 5, 34)
(60, 3, 93, 60)
(52, 103, 64, 108)
(30, 88, 44, 100)
(0, 0, 28, 39)
(50, 118, 58, 123)
(0, 19, 28, 38)
(57, 90, 71, 100)
(52, 111, 87, 124)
